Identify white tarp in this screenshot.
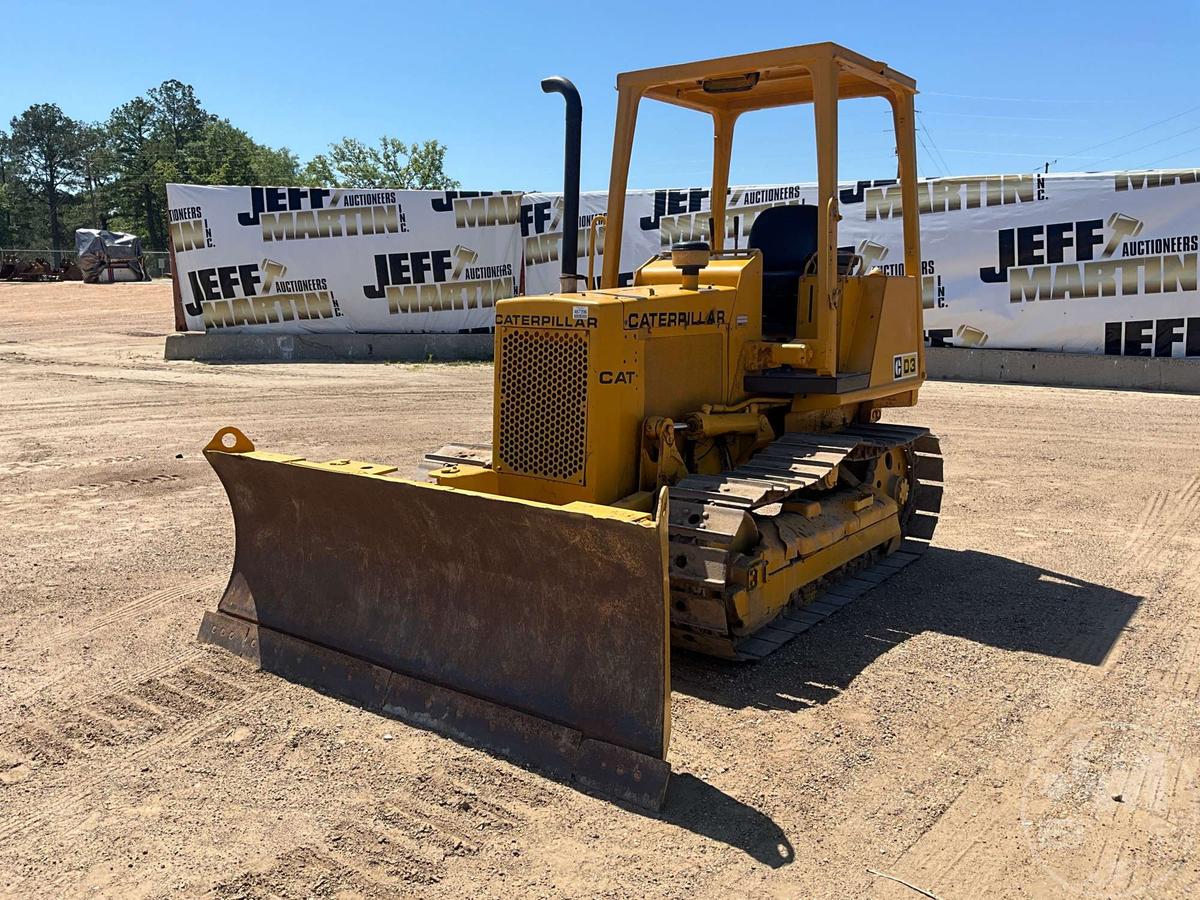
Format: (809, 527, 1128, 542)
(166, 184, 522, 333)
(170, 171, 1199, 356)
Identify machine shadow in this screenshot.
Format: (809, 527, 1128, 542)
(671, 547, 1141, 712)
(654, 773, 794, 867)
(306, 684, 794, 866)
(224, 626, 795, 866)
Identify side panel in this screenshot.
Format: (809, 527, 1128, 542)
(644, 333, 724, 418)
(635, 253, 763, 406)
(868, 275, 925, 391)
(788, 273, 925, 412)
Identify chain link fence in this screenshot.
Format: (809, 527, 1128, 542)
(142, 251, 171, 278)
(0, 248, 171, 279)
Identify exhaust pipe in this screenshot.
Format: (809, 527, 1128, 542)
(541, 76, 582, 293)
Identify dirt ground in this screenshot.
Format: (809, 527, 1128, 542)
(1, 281, 1198, 899)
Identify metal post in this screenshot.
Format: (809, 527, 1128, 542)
(602, 88, 640, 289)
(813, 56, 840, 377)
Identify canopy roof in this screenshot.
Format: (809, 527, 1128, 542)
(616, 43, 916, 115)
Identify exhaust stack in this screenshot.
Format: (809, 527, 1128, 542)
(541, 76, 582, 293)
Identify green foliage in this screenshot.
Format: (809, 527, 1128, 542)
(8, 103, 86, 253)
(105, 97, 161, 244)
(0, 130, 31, 245)
(184, 119, 299, 187)
(74, 123, 117, 234)
(300, 136, 460, 189)
(5, 83, 459, 251)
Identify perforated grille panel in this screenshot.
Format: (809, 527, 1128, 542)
(497, 328, 588, 484)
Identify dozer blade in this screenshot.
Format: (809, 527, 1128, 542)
(198, 427, 671, 809)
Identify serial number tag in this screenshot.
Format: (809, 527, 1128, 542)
(893, 351, 919, 380)
(572, 305, 588, 321)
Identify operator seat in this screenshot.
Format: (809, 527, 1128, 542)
(747, 204, 818, 339)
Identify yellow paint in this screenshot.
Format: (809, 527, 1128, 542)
(207, 44, 930, 670)
(477, 43, 924, 507)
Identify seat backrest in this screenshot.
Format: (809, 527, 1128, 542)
(748, 204, 818, 273)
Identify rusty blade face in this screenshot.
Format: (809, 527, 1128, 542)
(204, 444, 671, 762)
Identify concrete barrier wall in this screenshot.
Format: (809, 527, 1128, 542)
(165, 332, 1200, 394)
(926, 347, 1200, 393)
(164, 332, 494, 363)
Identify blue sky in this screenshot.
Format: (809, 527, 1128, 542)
(3, 0, 1198, 190)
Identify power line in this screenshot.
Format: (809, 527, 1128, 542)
(1051, 103, 1200, 167)
(952, 131, 1070, 140)
(917, 109, 1084, 123)
(916, 114, 952, 176)
(913, 113, 945, 177)
(1094, 121, 1200, 164)
(939, 148, 1100, 159)
(1142, 144, 1200, 167)
(913, 126, 937, 177)
(923, 90, 1106, 104)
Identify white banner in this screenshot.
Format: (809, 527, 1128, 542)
(521, 190, 660, 293)
(166, 184, 522, 334)
(524, 172, 1199, 357)
(838, 171, 1200, 356)
(171, 171, 1199, 356)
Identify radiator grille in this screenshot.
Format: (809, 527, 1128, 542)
(497, 329, 588, 484)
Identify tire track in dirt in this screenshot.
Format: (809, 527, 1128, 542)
(0, 473, 182, 505)
(1112, 474, 1200, 583)
(1123, 490, 1168, 552)
(1, 576, 225, 713)
(206, 760, 547, 898)
(3, 576, 222, 657)
(207, 845, 414, 899)
(2, 646, 552, 874)
(1145, 624, 1200, 702)
(0, 656, 281, 848)
(74, 576, 225, 640)
(1088, 745, 1176, 893)
(0, 453, 148, 478)
(882, 473, 1200, 897)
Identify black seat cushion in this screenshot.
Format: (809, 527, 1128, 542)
(749, 205, 818, 337)
(748, 204, 818, 273)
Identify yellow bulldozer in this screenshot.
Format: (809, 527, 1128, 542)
(199, 43, 941, 810)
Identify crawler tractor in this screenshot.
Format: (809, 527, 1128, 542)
(199, 44, 941, 809)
